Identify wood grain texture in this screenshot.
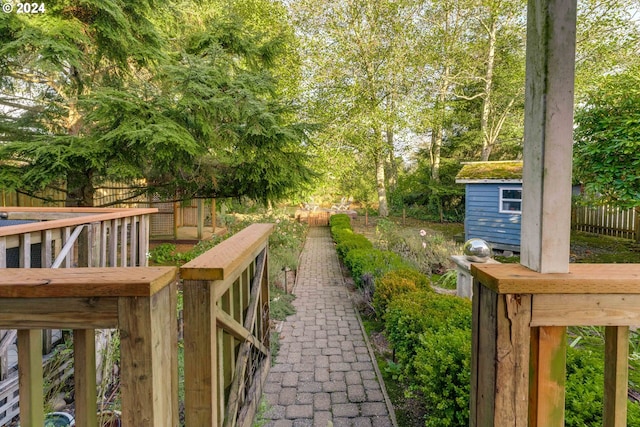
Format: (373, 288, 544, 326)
(183, 280, 218, 427)
(603, 326, 629, 427)
(0, 267, 176, 297)
(0, 297, 118, 329)
(472, 263, 640, 294)
(17, 330, 44, 427)
(532, 294, 640, 326)
(118, 286, 177, 427)
(529, 326, 567, 427)
(74, 329, 98, 427)
(495, 294, 531, 427)
(0, 208, 157, 237)
(181, 223, 274, 280)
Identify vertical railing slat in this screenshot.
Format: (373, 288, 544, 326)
(19, 233, 30, 268)
(603, 326, 629, 427)
(120, 217, 129, 267)
(17, 329, 44, 427)
(0, 237, 6, 268)
(131, 216, 139, 266)
(74, 329, 98, 427)
(109, 219, 118, 267)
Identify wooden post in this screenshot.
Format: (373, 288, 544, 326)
(183, 280, 219, 426)
(402, 207, 406, 226)
(211, 198, 217, 232)
(173, 202, 179, 240)
(521, 0, 577, 274)
(519, 0, 577, 425)
(603, 326, 629, 427)
(634, 207, 639, 244)
(529, 326, 567, 427)
(74, 329, 98, 427)
(118, 283, 178, 427)
(197, 199, 204, 240)
(17, 329, 44, 427)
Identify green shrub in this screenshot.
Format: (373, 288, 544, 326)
(373, 276, 417, 318)
(329, 213, 352, 229)
(336, 234, 373, 259)
(565, 346, 640, 426)
(344, 248, 410, 287)
(385, 291, 471, 375)
(372, 269, 431, 318)
(414, 326, 471, 427)
(331, 227, 354, 245)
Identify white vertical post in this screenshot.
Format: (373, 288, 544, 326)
(521, 0, 577, 274)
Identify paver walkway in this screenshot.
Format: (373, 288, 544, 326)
(262, 227, 395, 427)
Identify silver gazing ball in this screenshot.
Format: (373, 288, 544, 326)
(463, 238, 492, 262)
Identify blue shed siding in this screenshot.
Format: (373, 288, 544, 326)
(464, 183, 521, 248)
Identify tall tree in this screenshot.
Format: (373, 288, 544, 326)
(290, 0, 416, 216)
(0, 0, 313, 206)
(574, 67, 640, 209)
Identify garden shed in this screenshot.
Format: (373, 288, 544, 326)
(456, 160, 523, 251)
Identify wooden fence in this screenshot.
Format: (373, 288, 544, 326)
(573, 204, 639, 242)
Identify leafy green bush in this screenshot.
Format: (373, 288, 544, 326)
(344, 248, 410, 288)
(329, 213, 352, 229)
(372, 269, 431, 318)
(336, 233, 373, 259)
(565, 346, 640, 426)
(414, 326, 471, 427)
(373, 276, 417, 319)
(385, 290, 471, 376)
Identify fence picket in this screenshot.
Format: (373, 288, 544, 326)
(573, 203, 638, 241)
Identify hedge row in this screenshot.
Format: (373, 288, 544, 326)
(330, 214, 640, 426)
(330, 214, 470, 426)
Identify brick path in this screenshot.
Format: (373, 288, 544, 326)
(262, 227, 395, 427)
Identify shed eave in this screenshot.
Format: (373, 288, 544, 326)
(456, 179, 523, 184)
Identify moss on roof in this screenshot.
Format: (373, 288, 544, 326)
(456, 161, 523, 180)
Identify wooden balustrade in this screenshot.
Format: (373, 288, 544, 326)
(0, 207, 157, 268)
(470, 263, 640, 427)
(0, 266, 178, 427)
(181, 223, 274, 427)
(0, 218, 274, 426)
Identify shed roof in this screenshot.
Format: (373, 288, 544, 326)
(456, 161, 523, 183)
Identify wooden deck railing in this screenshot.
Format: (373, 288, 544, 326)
(181, 223, 274, 427)
(0, 267, 179, 427)
(0, 207, 157, 268)
(470, 263, 640, 427)
(0, 221, 274, 426)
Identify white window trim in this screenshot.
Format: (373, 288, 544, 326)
(499, 186, 522, 214)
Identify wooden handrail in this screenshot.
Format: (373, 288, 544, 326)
(181, 223, 274, 280)
(0, 267, 178, 427)
(0, 208, 158, 237)
(182, 222, 274, 427)
(472, 263, 640, 293)
(470, 263, 640, 427)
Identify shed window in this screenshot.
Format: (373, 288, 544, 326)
(499, 187, 522, 213)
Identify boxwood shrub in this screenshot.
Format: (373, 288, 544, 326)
(565, 345, 640, 426)
(373, 269, 432, 318)
(344, 248, 410, 288)
(414, 326, 471, 427)
(385, 290, 471, 376)
(329, 213, 352, 230)
(336, 233, 373, 260)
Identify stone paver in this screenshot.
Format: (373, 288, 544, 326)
(263, 227, 394, 426)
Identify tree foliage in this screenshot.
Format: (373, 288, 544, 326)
(0, 0, 313, 206)
(573, 68, 640, 208)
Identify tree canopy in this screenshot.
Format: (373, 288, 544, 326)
(0, 0, 313, 206)
(574, 67, 640, 209)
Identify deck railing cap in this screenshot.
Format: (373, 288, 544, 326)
(181, 223, 275, 281)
